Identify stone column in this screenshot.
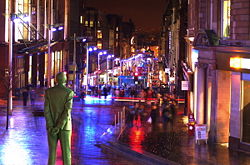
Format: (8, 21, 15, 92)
(194, 62, 206, 124)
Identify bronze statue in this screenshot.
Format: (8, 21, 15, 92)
(44, 72, 74, 165)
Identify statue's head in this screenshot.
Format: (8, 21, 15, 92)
(56, 72, 67, 85)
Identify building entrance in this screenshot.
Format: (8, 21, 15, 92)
(242, 76, 250, 143)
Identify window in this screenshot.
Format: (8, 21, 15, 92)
(97, 41, 102, 49)
(242, 73, 250, 143)
(80, 16, 84, 24)
(85, 21, 88, 26)
(15, 0, 30, 41)
(222, 0, 230, 38)
(97, 30, 102, 39)
(90, 21, 94, 27)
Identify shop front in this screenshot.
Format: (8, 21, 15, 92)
(218, 50, 250, 152)
(190, 46, 250, 152)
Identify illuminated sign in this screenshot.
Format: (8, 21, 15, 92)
(230, 57, 250, 69)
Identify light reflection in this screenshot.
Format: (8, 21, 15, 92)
(128, 126, 145, 153)
(2, 140, 32, 164)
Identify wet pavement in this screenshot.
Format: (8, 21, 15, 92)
(0, 92, 250, 165)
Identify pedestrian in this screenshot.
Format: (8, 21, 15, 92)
(80, 90, 85, 102)
(150, 102, 158, 125)
(162, 104, 174, 130)
(44, 72, 74, 165)
(30, 89, 36, 106)
(103, 86, 108, 99)
(22, 88, 29, 106)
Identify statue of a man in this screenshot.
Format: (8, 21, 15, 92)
(44, 72, 74, 165)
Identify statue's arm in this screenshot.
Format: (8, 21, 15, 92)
(44, 91, 54, 130)
(56, 91, 74, 129)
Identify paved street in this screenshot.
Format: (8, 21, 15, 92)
(0, 96, 136, 165)
(0, 93, 250, 165)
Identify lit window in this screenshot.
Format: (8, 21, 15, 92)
(85, 21, 88, 26)
(15, 0, 30, 41)
(97, 30, 102, 38)
(222, 0, 230, 38)
(90, 21, 94, 27)
(97, 41, 102, 49)
(80, 16, 84, 24)
(116, 27, 119, 31)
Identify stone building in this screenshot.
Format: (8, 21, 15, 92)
(161, 0, 188, 96)
(185, 0, 250, 152)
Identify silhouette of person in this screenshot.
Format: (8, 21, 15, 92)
(22, 88, 29, 106)
(30, 89, 36, 106)
(44, 72, 74, 165)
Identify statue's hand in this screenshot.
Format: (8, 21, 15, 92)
(50, 127, 60, 135)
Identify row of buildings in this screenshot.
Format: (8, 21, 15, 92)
(161, 0, 250, 152)
(0, 0, 136, 98)
(2, 0, 249, 153)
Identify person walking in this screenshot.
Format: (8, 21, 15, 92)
(44, 72, 74, 165)
(30, 89, 36, 106)
(22, 88, 29, 106)
(150, 102, 158, 125)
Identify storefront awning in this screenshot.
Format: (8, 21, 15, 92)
(17, 41, 65, 55)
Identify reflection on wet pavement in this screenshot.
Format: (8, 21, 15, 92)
(0, 99, 137, 165)
(1, 97, 250, 165)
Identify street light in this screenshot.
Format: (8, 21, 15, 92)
(85, 46, 97, 92)
(107, 55, 114, 84)
(6, 13, 30, 129)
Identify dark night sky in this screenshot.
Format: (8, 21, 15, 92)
(85, 0, 166, 33)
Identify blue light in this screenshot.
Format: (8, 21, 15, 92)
(88, 47, 93, 52)
(58, 26, 63, 31)
(51, 27, 57, 32)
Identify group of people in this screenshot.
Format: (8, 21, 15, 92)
(124, 93, 177, 129)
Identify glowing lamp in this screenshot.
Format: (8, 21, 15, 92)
(230, 57, 241, 69)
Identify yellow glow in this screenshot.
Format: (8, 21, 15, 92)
(28, 56, 32, 84)
(97, 41, 102, 49)
(230, 57, 241, 69)
(223, 0, 230, 38)
(230, 57, 250, 69)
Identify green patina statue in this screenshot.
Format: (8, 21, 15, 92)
(44, 72, 74, 165)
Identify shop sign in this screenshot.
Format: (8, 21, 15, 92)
(181, 81, 189, 90)
(195, 124, 208, 143)
(230, 57, 250, 69)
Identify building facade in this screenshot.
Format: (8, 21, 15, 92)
(186, 0, 250, 152)
(0, 0, 73, 98)
(161, 0, 188, 96)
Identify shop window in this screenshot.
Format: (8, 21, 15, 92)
(242, 73, 250, 143)
(221, 0, 230, 38)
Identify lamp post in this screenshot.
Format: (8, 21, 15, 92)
(47, 27, 52, 87)
(6, 14, 14, 129)
(85, 43, 89, 92)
